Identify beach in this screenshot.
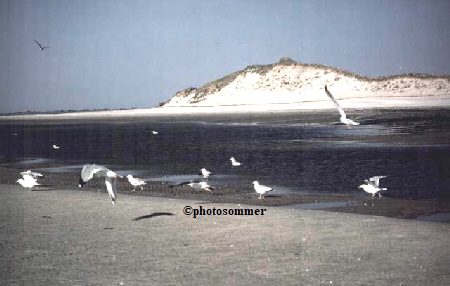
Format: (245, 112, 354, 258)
(1, 183, 450, 285)
(2, 106, 450, 284)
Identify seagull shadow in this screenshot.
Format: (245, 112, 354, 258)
(132, 212, 174, 221)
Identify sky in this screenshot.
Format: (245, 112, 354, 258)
(1, 0, 449, 113)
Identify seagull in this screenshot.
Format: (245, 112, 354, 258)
(52, 144, 60, 149)
(359, 176, 387, 198)
(17, 174, 40, 189)
(324, 85, 360, 126)
(126, 175, 147, 191)
(79, 164, 123, 204)
(199, 168, 214, 179)
(34, 39, 50, 51)
(230, 157, 242, 167)
(152, 131, 158, 135)
(20, 170, 45, 179)
(169, 181, 215, 191)
(252, 181, 274, 199)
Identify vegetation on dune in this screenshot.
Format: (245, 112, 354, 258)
(163, 57, 450, 106)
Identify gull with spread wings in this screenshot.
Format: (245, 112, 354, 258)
(324, 85, 360, 126)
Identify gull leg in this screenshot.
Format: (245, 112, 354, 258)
(140, 186, 143, 190)
(258, 194, 262, 200)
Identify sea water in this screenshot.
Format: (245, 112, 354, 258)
(1, 108, 450, 199)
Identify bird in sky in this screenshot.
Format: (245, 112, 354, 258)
(126, 175, 147, 191)
(324, 85, 360, 126)
(34, 39, 50, 51)
(79, 164, 123, 204)
(252, 181, 274, 199)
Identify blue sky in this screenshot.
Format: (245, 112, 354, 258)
(1, 0, 449, 113)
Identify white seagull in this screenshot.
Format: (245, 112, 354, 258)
(52, 144, 60, 149)
(17, 174, 40, 189)
(79, 164, 123, 204)
(359, 176, 387, 198)
(230, 157, 242, 167)
(126, 175, 147, 191)
(34, 39, 50, 51)
(324, 85, 360, 126)
(200, 168, 213, 179)
(20, 170, 45, 179)
(252, 181, 274, 199)
(169, 181, 215, 191)
(152, 131, 158, 135)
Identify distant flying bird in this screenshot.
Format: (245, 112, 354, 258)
(52, 144, 60, 149)
(20, 170, 45, 179)
(17, 174, 40, 189)
(359, 176, 387, 198)
(169, 181, 215, 191)
(252, 181, 274, 200)
(230, 157, 242, 167)
(126, 175, 147, 191)
(324, 85, 360, 126)
(34, 39, 50, 51)
(79, 164, 123, 204)
(200, 168, 213, 179)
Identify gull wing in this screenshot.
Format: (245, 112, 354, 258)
(324, 85, 346, 118)
(34, 39, 43, 49)
(105, 177, 117, 204)
(80, 164, 110, 183)
(369, 176, 387, 187)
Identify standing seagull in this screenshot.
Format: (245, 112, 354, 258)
(126, 175, 147, 191)
(79, 164, 123, 204)
(230, 157, 242, 167)
(252, 181, 274, 200)
(324, 85, 360, 126)
(359, 176, 387, 198)
(17, 174, 40, 190)
(200, 168, 213, 179)
(34, 39, 50, 51)
(169, 181, 215, 191)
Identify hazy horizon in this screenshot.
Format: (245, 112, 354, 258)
(1, 0, 450, 113)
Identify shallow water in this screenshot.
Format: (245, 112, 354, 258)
(2, 108, 450, 199)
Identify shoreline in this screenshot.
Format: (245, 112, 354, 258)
(2, 163, 449, 222)
(2, 96, 450, 121)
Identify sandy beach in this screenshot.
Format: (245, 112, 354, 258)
(1, 183, 450, 285)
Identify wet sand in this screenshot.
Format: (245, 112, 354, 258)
(2, 163, 450, 221)
(2, 183, 450, 285)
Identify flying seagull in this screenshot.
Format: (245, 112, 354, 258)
(169, 181, 215, 191)
(252, 181, 274, 200)
(52, 144, 60, 149)
(126, 175, 147, 191)
(79, 164, 123, 204)
(17, 173, 40, 190)
(359, 176, 387, 198)
(230, 157, 242, 167)
(20, 170, 45, 179)
(324, 85, 360, 126)
(199, 168, 214, 179)
(34, 39, 50, 51)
